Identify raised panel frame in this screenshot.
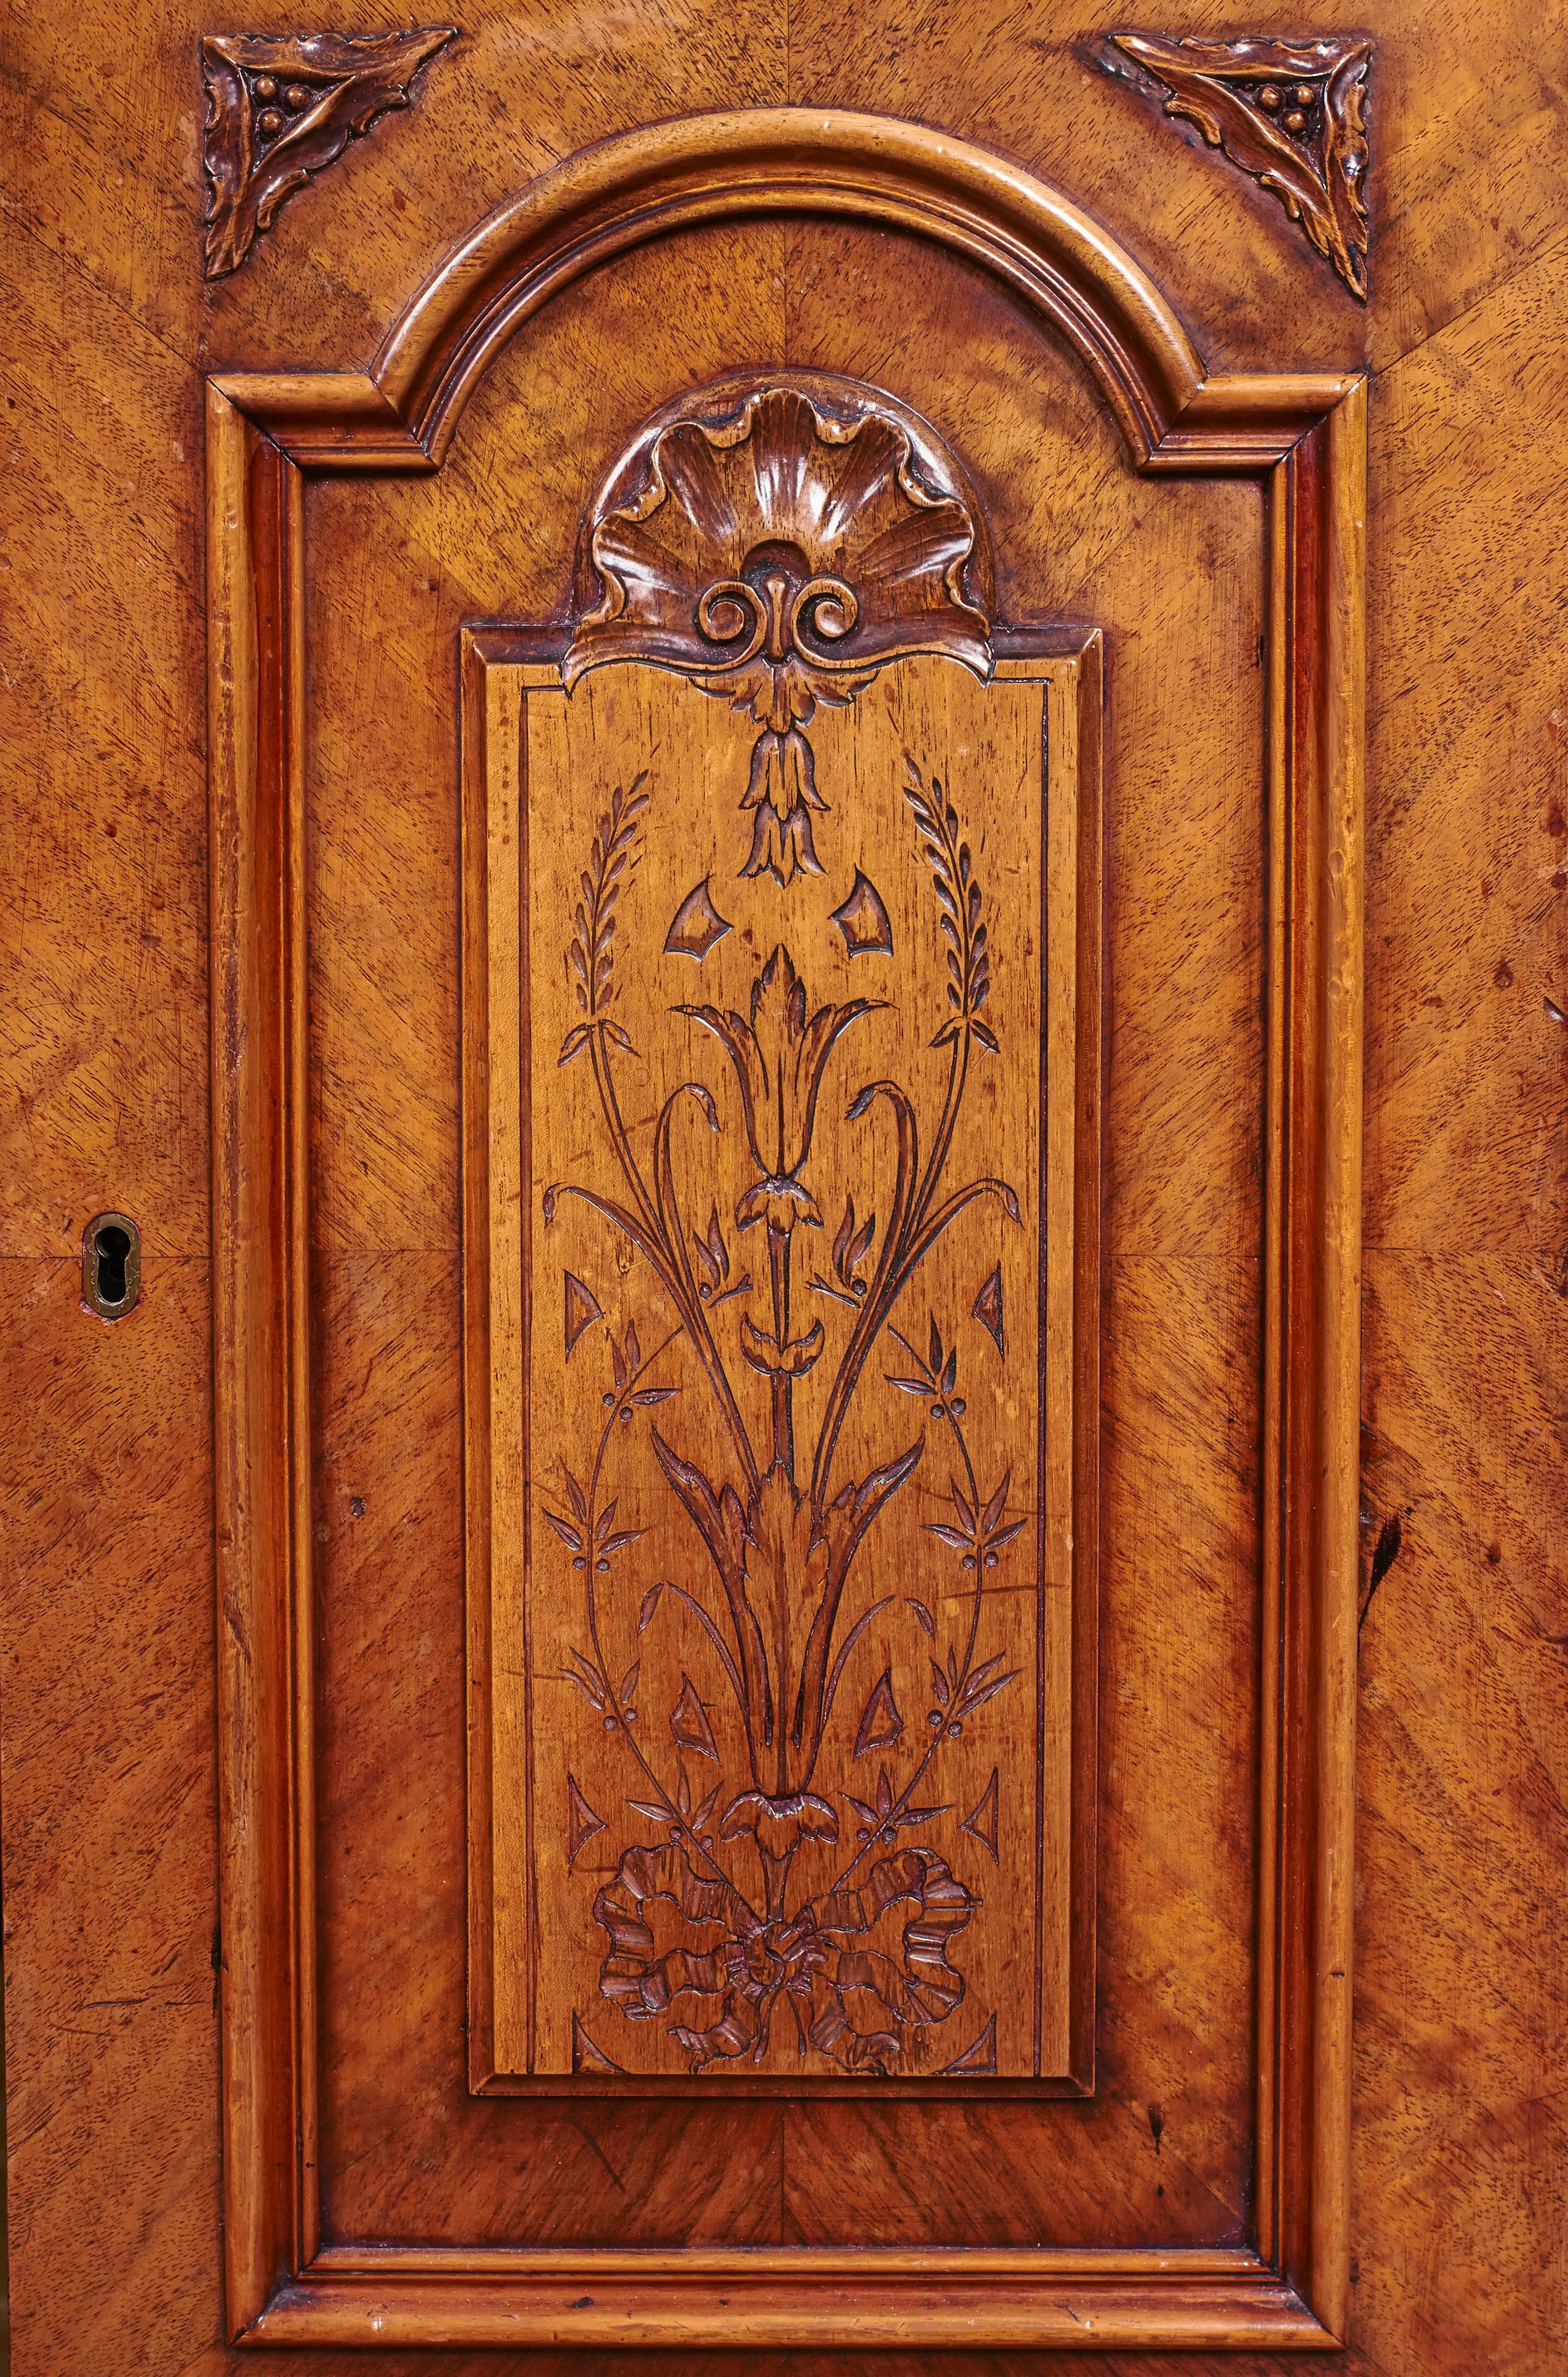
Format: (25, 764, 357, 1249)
(206, 106, 1364, 2351)
(459, 626, 1104, 2099)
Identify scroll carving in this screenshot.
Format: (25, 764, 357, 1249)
(200, 26, 456, 279)
(1103, 31, 1373, 301)
(564, 382, 990, 885)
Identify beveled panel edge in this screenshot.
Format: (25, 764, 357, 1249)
(247, 2263, 1336, 2352)
(207, 108, 1363, 2352)
(207, 386, 319, 2326)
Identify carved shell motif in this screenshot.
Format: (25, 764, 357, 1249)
(563, 379, 991, 884)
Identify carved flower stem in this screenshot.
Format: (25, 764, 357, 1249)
(587, 1032, 662, 1244)
(808, 770, 1005, 1523)
(901, 764, 990, 1249)
(824, 1391, 987, 1901)
(590, 1031, 760, 1500)
(806, 1079, 920, 1519)
(579, 1326, 756, 1914)
(804, 1023, 981, 1522)
(650, 1078, 761, 1498)
(559, 777, 760, 1499)
(767, 1220, 794, 1475)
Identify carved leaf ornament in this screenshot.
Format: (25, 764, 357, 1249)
(200, 26, 456, 279)
(563, 384, 991, 884)
(1106, 31, 1373, 301)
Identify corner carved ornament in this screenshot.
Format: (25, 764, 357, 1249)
(204, 108, 1365, 2355)
(200, 25, 455, 279)
(1102, 31, 1373, 301)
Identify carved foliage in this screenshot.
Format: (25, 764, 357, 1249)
(563, 382, 990, 885)
(539, 751, 1029, 2075)
(200, 26, 456, 279)
(1106, 31, 1373, 301)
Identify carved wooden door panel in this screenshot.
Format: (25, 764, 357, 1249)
(5, 10, 1563, 2377)
(462, 378, 1101, 2097)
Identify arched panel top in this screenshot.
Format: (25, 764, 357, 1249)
(215, 109, 1357, 477)
(377, 108, 1203, 462)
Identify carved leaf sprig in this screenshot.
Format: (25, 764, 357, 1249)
(560, 775, 649, 1063)
(927, 1643, 1019, 1726)
(843, 1763, 949, 1846)
(693, 1204, 751, 1307)
(812, 1196, 877, 1307)
(693, 1205, 730, 1297)
(625, 1763, 721, 1841)
(559, 1645, 640, 1725)
(604, 1320, 679, 1422)
(927, 1470, 1028, 1577)
(904, 758, 996, 1054)
(540, 1471, 646, 1573)
(885, 1319, 968, 1421)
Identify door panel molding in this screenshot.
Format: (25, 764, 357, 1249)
(459, 616, 1103, 2098)
(206, 105, 1364, 2351)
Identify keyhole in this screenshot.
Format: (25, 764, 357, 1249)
(97, 1226, 131, 1301)
(83, 1213, 141, 1318)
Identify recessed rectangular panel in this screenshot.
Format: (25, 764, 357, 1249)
(466, 640, 1098, 2087)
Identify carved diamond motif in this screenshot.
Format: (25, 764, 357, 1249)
(831, 869, 895, 957)
(664, 876, 734, 961)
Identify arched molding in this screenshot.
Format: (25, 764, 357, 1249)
(212, 108, 1354, 474)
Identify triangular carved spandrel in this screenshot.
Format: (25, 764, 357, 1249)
(1102, 31, 1373, 301)
(200, 25, 456, 279)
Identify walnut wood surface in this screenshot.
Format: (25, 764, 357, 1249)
(211, 123, 1359, 2340)
(463, 594, 1096, 2090)
(2, 7, 1563, 2376)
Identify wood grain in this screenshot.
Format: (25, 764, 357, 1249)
(3, 2, 1561, 2371)
(1351, 215, 1568, 2377)
(463, 618, 1094, 2090)
(208, 122, 1362, 2342)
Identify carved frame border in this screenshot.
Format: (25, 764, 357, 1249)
(206, 106, 1365, 2352)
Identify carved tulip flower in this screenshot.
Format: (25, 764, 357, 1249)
(679, 948, 882, 1237)
(563, 380, 990, 883)
(741, 722, 827, 884)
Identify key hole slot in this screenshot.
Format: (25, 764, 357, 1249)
(97, 1227, 131, 1303)
(84, 1213, 141, 1318)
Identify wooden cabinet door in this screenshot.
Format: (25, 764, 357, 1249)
(4, 11, 1562, 2374)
